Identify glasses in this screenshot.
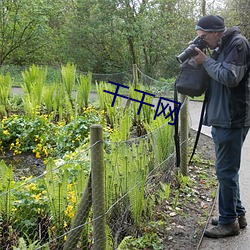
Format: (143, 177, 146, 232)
(198, 32, 214, 40)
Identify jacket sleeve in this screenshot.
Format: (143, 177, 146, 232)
(203, 37, 250, 88)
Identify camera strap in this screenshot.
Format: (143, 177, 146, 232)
(174, 84, 208, 168)
(189, 90, 208, 164)
(174, 82, 181, 168)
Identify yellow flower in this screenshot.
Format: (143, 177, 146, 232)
(36, 152, 41, 159)
(26, 183, 37, 191)
(14, 149, 22, 155)
(71, 195, 76, 204)
(43, 147, 49, 157)
(3, 130, 9, 135)
(32, 193, 42, 201)
(12, 207, 17, 212)
(65, 205, 74, 218)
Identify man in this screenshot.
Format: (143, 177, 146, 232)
(192, 15, 250, 238)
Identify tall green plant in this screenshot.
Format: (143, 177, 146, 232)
(43, 84, 55, 114)
(112, 109, 132, 141)
(61, 63, 76, 102)
(0, 73, 12, 117)
(43, 159, 68, 231)
(52, 82, 73, 122)
(21, 65, 47, 118)
(126, 141, 149, 224)
(76, 72, 92, 112)
(105, 137, 152, 225)
(0, 161, 14, 222)
(128, 83, 154, 125)
(96, 81, 122, 127)
(145, 115, 174, 164)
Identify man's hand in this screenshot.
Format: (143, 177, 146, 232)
(192, 47, 207, 64)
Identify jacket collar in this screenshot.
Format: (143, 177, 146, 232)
(212, 26, 241, 58)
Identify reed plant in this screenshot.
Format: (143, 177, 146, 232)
(145, 115, 174, 164)
(105, 137, 153, 226)
(128, 83, 154, 125)
(43, 159, 69, 241)
(96, 81, 122, 127)
(43, 84, 56, 114)
(52, 82, 73, 122)
(0, 161, 14, 222)
(0, 73, 12, 116)
(76, 72, 92, 112)
(60, 63, 76, 103)
(21, 65, 47, 118)
(112, 109, 132, 141)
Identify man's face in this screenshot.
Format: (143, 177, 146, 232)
(196, 30, 222, 49)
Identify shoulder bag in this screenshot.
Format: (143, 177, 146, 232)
(175, 58, 209, 97)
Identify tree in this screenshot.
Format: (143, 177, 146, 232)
(220, 0, 250, 39)
(0, 0, 50, 65)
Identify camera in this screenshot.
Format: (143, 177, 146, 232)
(176, 36, 208, 64)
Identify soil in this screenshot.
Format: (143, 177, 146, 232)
(158, 130, 217, 250)
(0, 152, 45, 180)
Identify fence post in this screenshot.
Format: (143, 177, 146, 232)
(91, 124, 106, 250)
(180, 94, 189, 176)
(133, 64, 138, 87)
(63, 175, 92, 250)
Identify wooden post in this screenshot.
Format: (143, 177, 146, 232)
(91, 124, 106, 250)
(133, 64, 138, 88)
(63, 175, 92, 250)
(180, 94, 189, 176)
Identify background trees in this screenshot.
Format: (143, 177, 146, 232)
(0, 0, 247, 79)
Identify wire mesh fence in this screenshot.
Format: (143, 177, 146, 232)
(0, 65, 190, 249)
(0, 115, 191, 249)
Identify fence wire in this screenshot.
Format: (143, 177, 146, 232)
(0, 67, 190, 249)
(0, 122, 181, 249)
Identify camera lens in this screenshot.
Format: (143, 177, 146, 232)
(176, 45, 198, 63)
(176, 36, 208, 63)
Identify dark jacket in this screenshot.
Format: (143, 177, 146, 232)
(203, 26, 250, 128)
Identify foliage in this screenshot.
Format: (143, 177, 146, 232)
(0, 149, 91, 248)
(61, 62, 76, 102)
(0, 161, 15, 222)
(0, 73, 12, 117)
(76, 71, 92, 110)
(117, 233, 163, 250)
(21, 65, 47, 118)
(0, 108, 101, 158)
(145, 115, 174, 164)
(0, 0, 234, 78)
(0, 0, 52, 65)
(13, 235, 46, 250)
(0, 66, 181, 248)
(96, 81, 123, 128)
(12, 176, 49, 241)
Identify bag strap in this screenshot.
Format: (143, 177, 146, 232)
(189, 90, 208, 164)
(188, 48, 210, 163)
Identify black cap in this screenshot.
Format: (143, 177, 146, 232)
(195, 15, 225, 32)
